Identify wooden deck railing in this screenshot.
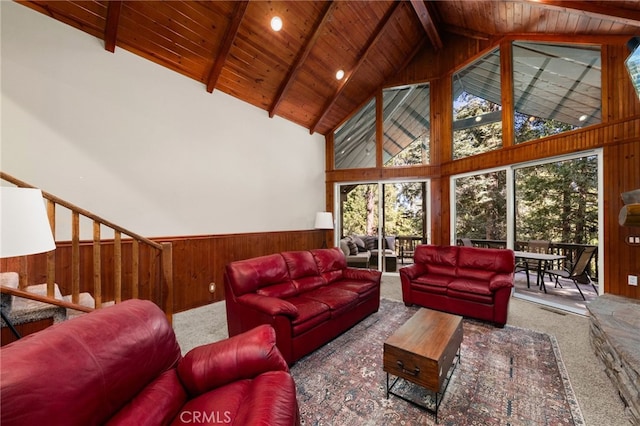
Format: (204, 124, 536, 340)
(1, 172, 173, 323)
(455, 238, 599, 280)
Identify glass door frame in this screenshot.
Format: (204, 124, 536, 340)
(449, 148, 603, 292)
(334, 178, 431, 274)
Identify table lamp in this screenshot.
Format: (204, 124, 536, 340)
(0, 187, 56, 339)
(1, 187, 56, 258)
(314, 212, 333, 248)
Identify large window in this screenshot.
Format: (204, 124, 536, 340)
(452, 151, 600, 253)
(454, 170, 507, 243)
(515, 156, 598, 245)
(382, 83, 430, 167)
(513, 42, 601, 144)
(334, 98, 376, 169)
(452, 48, 502, 160)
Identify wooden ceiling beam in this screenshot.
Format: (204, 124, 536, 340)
(525, 0, 640, 27)
(409, 0, 442, 50)
(104, 1, 122, 53)
(206, 1, 249, 94)
(269, 2, 336, 118)
(311, 2, 401, 135)
(442, 24, 491, 41)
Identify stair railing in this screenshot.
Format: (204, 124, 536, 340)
(0, 172, 174, 323)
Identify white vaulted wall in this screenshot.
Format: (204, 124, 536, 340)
(0, 2, 326, 238)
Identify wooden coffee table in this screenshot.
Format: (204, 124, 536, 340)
(383, 308, 463, 422)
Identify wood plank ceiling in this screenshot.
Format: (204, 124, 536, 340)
(16, 1, 640, 136)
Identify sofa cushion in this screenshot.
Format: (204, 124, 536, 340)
(447, 287, 494, 304)
(448, 278, 493, 296)
(281, 251, 326, 293)
(329, 280, 378, 296)
(410, 281, 449, 295)
(230, 371, 298, 426)
(413, 274, 453, 289)
(457, 246, 514, 274)
(299, 287, 359, 318)
(282, 251, 319, 279)
(256, 282, 298, 299)
(414, 244, 458, 266)
(286, 297, 332, 336)
(455, 267, 495, 282)
(106, 369, 186, 426)
(225, 254, 290, 297)
(172, 369, 297, 425)
(293, 276, 326, 293)
(310, 248, 347, 283)
(174, 379, 249, 425)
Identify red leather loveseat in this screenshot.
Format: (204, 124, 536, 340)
(224, 247, 382, 365)
(400, 245, 515, 327)
(1, 299, 299, 426)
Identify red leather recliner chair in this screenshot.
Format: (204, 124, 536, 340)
(1, 299, 300, 426)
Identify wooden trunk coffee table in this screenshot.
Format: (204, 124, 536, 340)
(383, 308, 463, 422)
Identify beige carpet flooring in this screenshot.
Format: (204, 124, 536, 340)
(173, 274, 629, 426)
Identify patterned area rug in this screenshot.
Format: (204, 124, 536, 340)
(290, 298, 584, 426)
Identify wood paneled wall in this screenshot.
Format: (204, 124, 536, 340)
(604, 140, 640, 299)
(1, 230, 327, 312)
(155, 230, 327, 312)
(325, 35, 640, 300)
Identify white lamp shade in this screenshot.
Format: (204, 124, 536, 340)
(1, 187, 56, 258)
(314, 212, 334, 230)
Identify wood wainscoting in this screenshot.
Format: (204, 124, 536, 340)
(154, 229, 329, 312)
(2, 229, 329, 314)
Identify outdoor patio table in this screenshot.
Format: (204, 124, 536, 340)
(514, 251, 566, 291)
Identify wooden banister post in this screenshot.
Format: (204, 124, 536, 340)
(161, 242, 173, 324)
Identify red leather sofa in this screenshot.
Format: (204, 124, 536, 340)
(224, 247, 382, 365)
(0, 299, 299, 426)
(399, 245, 515, 327)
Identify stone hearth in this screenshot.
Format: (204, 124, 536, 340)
(587, 294, 640, 424)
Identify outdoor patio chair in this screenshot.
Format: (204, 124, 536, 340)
(543, 246, 598, 300)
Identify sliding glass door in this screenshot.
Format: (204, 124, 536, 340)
(337, 180, 429, 273)
(451, 150, 602, 297)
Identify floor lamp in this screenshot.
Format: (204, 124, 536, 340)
(1, 187, 57, 339)
(314, 212, 334, 248)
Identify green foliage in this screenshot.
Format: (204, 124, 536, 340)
(455, 172, 507, 240)
(385, 136, 429, 167)
(515, 157, 598, 244)
(453, 93, 503, 159)
(341, 182, 424, 238)
(515, 112, 577, 143)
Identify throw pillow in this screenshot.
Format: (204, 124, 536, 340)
(364, 236, 378, 250)
(351, 235, 366, 250)
(347, 240, 358, 255)
(385, 236, 396, 252)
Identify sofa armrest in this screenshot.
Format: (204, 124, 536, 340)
(237, 293, 299, 318)
(489, 272, 514, 291)
(343, 267, 382, 283)
(177, 324, 289, 396)
(398, 263, 428, 280)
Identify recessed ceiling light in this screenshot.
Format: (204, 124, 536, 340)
(579, 114, 588, 121)
(270, 16, 283, 32)
(475, 116, 482, 122)
(336, 69, 345, 80)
